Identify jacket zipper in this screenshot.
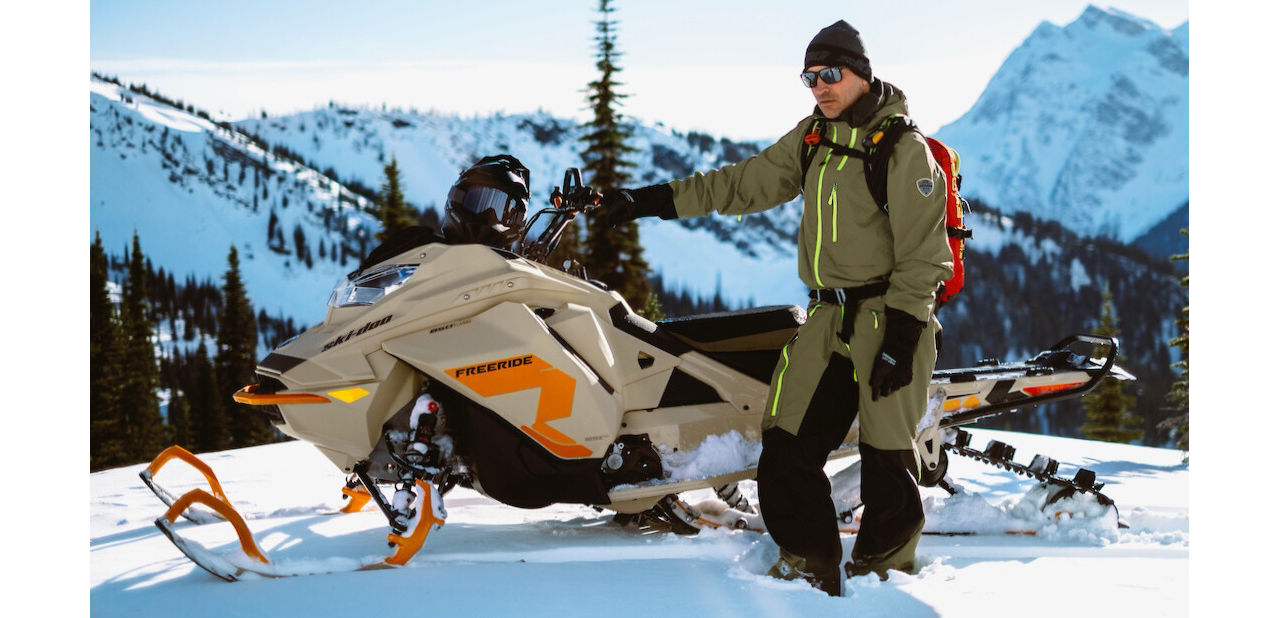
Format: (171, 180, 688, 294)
(832, 130, 856, 243)
(830, 185, 839, 242)
(812, 125, 837, 287)
(813, 127, 858, 283)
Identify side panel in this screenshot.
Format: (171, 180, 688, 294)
(617, 349, 776, 453)
(543, 302, 685, 413)
(384, 302, 621, 459)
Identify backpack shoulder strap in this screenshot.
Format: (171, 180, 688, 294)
(860, 114, 920, 212)
(799, 117, 868, 191)
(799, 118, 825, 189)
(799, 114, 920, 209)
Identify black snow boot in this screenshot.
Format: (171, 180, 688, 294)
(769, 547, 844, 596)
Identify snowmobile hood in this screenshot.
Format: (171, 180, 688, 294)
(259, 242, 525, 386)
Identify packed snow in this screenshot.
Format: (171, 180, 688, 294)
(90, 428, 1187, 616)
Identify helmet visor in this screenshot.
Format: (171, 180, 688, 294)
(452, 186, 512, 216)
(448, 185, 526, 233)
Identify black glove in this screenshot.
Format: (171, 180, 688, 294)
(597, 184, 677, 228)
(869, 307, 926, 401)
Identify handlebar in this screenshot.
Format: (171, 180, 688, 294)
(517, 167, 601, 264)
(549, 168, 602, 213)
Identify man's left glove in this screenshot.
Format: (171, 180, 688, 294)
(869, 307, 926, 401)
(597, 184, 677, 229)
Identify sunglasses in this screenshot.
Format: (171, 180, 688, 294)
(800, 66, 844, 88)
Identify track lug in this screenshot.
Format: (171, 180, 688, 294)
(1028, 454, 1059, 476)
(1072, 468, 1096, 490)
(982, 440, 1015, 462)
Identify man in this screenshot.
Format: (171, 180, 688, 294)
(599, 20, 953, 596)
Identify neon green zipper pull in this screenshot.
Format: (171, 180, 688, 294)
(829, 185, 839, 242)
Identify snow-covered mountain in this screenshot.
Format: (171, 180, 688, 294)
(89, 428, 1189, 615)
(90, 78, 383, 328)
(934, 6, 1188, 242)
(90, 74, 804, 324)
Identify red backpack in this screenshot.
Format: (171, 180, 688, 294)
(924, 137, 968, 305)
(801, 115, 970, 307)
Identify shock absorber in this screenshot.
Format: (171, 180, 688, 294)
(715, 482, 755, 514)
(390, 476, 417, 534)
(391, 393, 443, 533)
(404, 393, 441, 468)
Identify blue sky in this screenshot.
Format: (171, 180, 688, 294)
(89, 1, 1189, 139)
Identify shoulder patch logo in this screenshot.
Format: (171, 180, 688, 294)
(917, 178, 934, 197)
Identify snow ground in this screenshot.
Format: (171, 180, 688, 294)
(88, 429, 1189, 617)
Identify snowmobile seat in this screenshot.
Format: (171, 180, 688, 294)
(657, 305, 806, 383)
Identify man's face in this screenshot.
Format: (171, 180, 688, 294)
(806, 66, 869, 119)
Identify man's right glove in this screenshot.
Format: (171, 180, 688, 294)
(597, 183, 677, 229)
(869, 307, 926, 401)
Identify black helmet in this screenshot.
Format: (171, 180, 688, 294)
(443, 154, 531, 248)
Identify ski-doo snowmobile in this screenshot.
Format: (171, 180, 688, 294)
(141, 167, 1134, 581)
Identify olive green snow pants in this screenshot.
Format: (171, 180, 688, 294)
(761, 297, 937, 449)
(757, 297, 939, 574)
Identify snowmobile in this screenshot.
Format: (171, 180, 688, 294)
(141, 168, 1135, 581)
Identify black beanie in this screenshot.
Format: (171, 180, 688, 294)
(804, 20, 872, 82)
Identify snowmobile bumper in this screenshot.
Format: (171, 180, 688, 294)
(232, 383, 330, 405)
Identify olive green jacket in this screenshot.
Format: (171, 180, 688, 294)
(669, 81, 953, 322)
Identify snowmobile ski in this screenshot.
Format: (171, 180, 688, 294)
(145, 445, 445, 580)
(140, 445, 232, 525)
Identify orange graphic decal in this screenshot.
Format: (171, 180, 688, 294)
(943, 395, 982, 412)
(449, 354, 592, 459)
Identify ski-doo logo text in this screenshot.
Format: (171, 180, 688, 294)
(451, 355, 535, 378)
(322, 315, 393, 351)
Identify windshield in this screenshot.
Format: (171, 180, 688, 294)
(328, 264, 418, 308)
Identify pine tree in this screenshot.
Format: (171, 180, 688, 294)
(268, 210, 279, 248)
(377, 157, 414, 242)
(579, 0, 659, 318)
(190, 339, 229, 453)
(215, 246, 270, 447)
(167, 387, 192, 449)
(90, 233, 128, 469)
(1160, 228, 1189, 450)
(1081, 284, 1143, 443)
(118, 232, 166, 462)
